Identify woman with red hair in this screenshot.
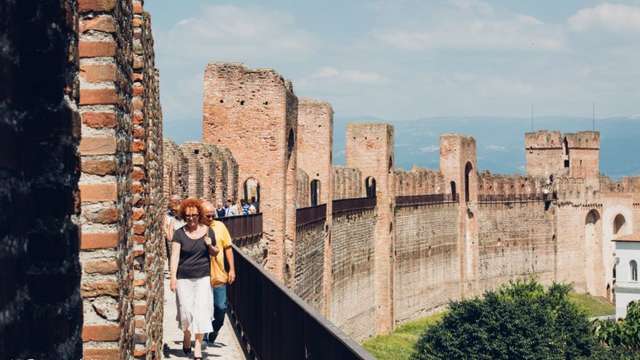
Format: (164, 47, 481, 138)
(170, 198, 218, 358)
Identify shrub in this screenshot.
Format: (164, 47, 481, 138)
(411, 281, 596, 360)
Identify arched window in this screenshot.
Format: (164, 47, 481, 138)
(243, 178, 260, 211)
(631, 260, 638, 281)
(310, 179, 321, 207)
(365, 177, 376, 198)
(464, 162, 473, 203)
(450, 181, 457, 202)
(614, 214, 626, 235)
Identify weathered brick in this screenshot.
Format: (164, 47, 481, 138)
(79, 40, 117, 58)
(82, 324, 120, 341)
(133, 223, 146, 235)
(79, 137, 117, 155)
(79, 15, 116, 33)
(81, 279, 119, 297)
(84, 259, 118, 274)
(132, 208, 145, 220)
(80, 63, 117, 83)
(79, 0, 116, 12)
(82, 158, 117, 176)
(132, 1, 143, 14)
(80, 183, 117, 202)
(81, 232, 118, 249)
(82, 112, 117, 129)
(80, 88, 118, 105)
(133, 303, 147, 315)
(85, 207, 119, 224)
(83, 348, 120, 360)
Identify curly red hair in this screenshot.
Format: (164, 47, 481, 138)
(179, 198, 204, 221)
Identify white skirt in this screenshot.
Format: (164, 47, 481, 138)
(176, 276, 214, 334)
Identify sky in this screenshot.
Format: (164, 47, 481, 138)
(146, 0, 640, 145)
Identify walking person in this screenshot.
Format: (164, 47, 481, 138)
(201, 200, 236, 345)
(170, 198, 218, 359)
(164, 195, 184, 259)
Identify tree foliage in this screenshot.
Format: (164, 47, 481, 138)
(411, 280, 597, 360)
(592, 301, 640, 356)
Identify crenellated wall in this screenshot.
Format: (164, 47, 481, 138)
(333, 166, 363, 200)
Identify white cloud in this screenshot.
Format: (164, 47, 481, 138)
(309, 67, 387, 84)
(374, 1, 564, 51)
(569, 3, 640, 33)
(162, 5, 314, 60)
(486, 144, 507, 152)
(420, 145, 440, 153)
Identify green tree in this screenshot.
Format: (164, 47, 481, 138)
(592, 301, 640, 354)
(411, 281, 596, 360)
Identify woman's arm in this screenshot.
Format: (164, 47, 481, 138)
(225, 246, 236, 284)
(170, 240, 181, 292)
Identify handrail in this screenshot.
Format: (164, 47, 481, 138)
(227, 244, 374, 360)
(477, 193, 547, 203)
(395, 193, 458, 207)
(220, 213, 262, 244)
(332, 197, 376, 215)
(296, 204, 327, 227)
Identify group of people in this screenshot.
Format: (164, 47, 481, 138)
(216, 197, 259, 218)
(164, 195, 236, 359)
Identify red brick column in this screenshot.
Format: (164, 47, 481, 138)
(78, 0, 134, 358)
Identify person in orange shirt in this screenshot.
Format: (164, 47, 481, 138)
(200, 200, 236, 344)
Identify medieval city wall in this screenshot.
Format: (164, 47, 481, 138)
(294, 221, 326, 313)
(476, 201, 556, 291)
(330, 209, 377, 341)
(392, 203, 460, 324)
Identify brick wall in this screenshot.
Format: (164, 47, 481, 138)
(393, 204, 460, 324)
(330, 210, 377, 341)
(332, 166, 363, 200)
(394, 168, 445, 196)
(294, 221, 326, 312)
(476, 202, 556, 292)
(0, 1, 82, 357)
(78, 0, 135, 357)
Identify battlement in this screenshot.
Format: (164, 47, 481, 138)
(526, 130, 600, 179)
(333, 166, 363, 200)
(525, 130, 563, 149)
(478, 171, 546, 197)
(394, 167, 445, 196)
(564, 131, 600, 149)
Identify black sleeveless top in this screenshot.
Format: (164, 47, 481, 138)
(173, 227, 215, 279)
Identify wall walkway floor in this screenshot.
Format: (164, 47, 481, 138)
(162, 269, 246, 359)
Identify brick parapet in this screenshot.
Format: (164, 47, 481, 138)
(393, 167, 445, 196)
(78, 0, 135, 357)
(332, 166, 363, 200)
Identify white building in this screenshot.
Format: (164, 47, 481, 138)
(613, 233, 640, 319)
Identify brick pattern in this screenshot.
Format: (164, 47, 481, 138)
(0, 1, 82, 357)
(394, 168, 445, 196)
(294, 222, 326, 312)
(330, 210, 377, 341)
(78, 0, 134, 357)
(130, 3, 164, 358)
(202, 64, 298, 281)
(296, 168, 310, 208)
(162, 140, 239, 205)
(476, 202, 556, 292)
(393, 204, 460, 324)
(332, 166, 363, 200)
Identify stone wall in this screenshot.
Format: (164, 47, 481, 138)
(476, 201, 556, 292)
(330, 210, 377, 341)
(294, 221, 326, 313)
(393, 203, 460, 324)
(0, 1, 82, 357)
(394, 168, 446, 196)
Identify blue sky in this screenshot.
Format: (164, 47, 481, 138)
(146, 0, 640, 144)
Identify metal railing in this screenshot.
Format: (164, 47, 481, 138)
(227, 245, 374, 360)
(477, 193, 548, 203)
(395, 193, 458, 207)
(296, 204, 327, 227)
(332, 197, 377, 215)
(221, 213, 263, 246)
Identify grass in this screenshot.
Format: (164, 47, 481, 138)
(362, 312, 445, 360)
(568, 292, 615, 317)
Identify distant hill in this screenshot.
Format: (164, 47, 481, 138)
(333, 116, 640, 179)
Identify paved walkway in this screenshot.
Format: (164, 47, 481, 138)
(162, 270, 246, 359)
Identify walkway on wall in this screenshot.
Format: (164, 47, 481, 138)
(162, 270, 246, 359)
